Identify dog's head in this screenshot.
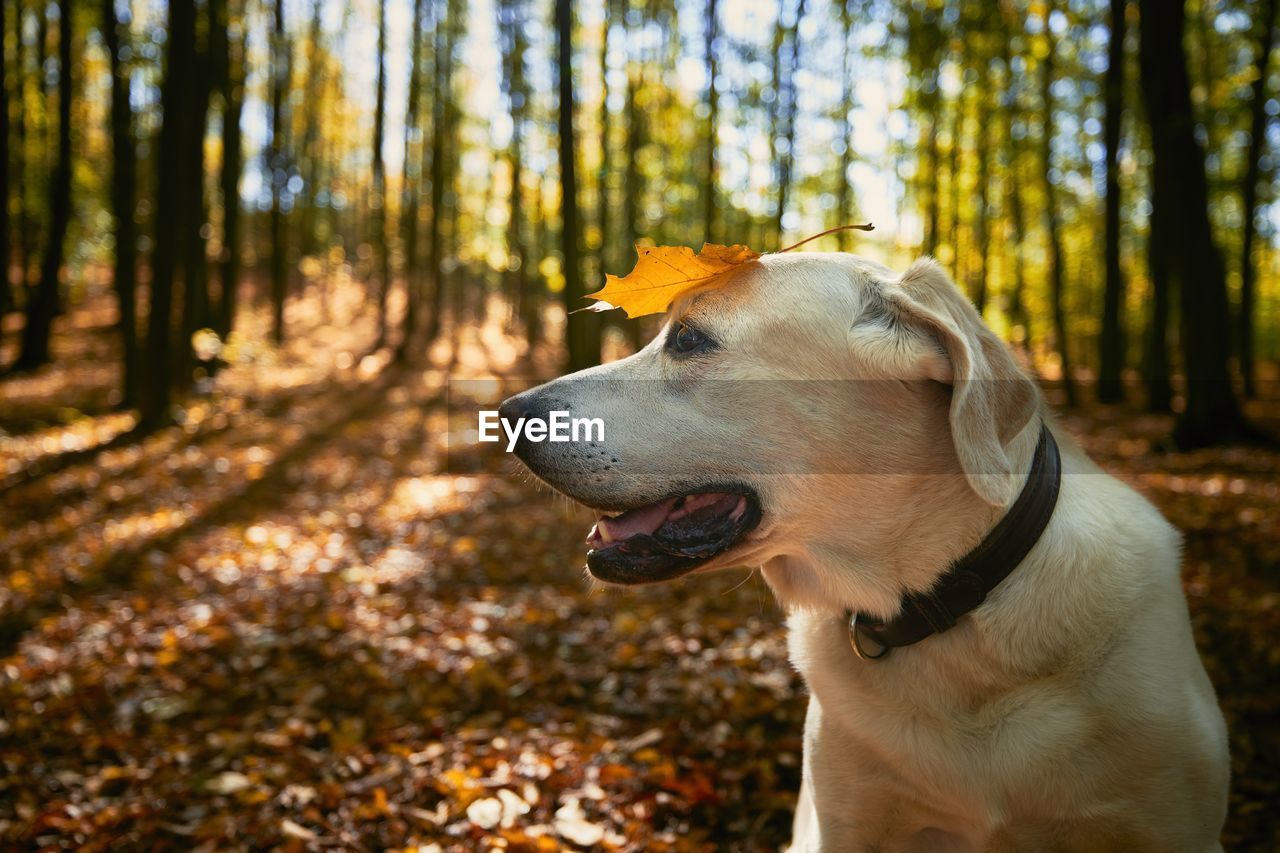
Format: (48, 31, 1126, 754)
(500, 252, 1040, 612)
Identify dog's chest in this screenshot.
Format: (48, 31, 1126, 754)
(791, 615, 1101, 819)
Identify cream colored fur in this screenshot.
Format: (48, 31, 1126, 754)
(516, 253, 1229, 852)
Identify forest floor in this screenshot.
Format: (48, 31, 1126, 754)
(1, 289, 1279, 852)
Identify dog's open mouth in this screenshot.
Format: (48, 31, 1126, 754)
(584, 490, 762, 584)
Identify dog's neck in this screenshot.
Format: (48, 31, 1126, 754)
(760, 417, 1045, 623)
(851, 424, 1062, 656)
(759, 418, 1088, 717)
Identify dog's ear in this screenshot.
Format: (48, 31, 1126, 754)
(881, 258, 1040, 506)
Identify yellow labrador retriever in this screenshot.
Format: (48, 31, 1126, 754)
(500, 253, 1229, 852)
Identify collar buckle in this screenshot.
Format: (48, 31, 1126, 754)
(848, 612, 890, 661)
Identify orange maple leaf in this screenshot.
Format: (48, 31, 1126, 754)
(582, 224, 873, 318)
(582, 243, 761, 319)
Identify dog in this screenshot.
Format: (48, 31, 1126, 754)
(500, 252, 1229, 852)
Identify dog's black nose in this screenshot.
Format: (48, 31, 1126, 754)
(498, 388, 546, 461)
(498, 389, 539, 425)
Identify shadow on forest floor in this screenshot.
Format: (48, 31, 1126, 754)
(1, 291, 1279, 851)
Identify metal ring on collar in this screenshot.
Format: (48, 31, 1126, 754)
(848, 611, 890, 661)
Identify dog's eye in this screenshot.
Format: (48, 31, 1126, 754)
(668, 323, 713, 355)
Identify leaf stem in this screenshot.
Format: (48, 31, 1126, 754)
(778, 222, 875, 253)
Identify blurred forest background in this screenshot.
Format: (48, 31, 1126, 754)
(2, 0, 1280, 849)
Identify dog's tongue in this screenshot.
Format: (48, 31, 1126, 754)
(596, 498, 678, 544)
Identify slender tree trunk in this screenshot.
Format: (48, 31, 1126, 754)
(1143, 192, 1173, 412)
(1239, 0, 1278, 399)
(597, 1, 613, 280)
(0, 0, 10, 316)
(922, 112, 941, 255)
(971, 68, 991, 313)
(178, 6, 213, 385)
(835, 0, 855, 249)
(905, 3, 945, 261)
(772, 0, 806, 249)
(1193, 0, 1221, 193)
(1098, 0, 1129, 403)
(558, 0, 598, 370)
(409, 98, 429, 334)
(1137, 0, 1247, 446)
(12, 3, 29, 306)
(1000, 22, 1030, 349)
(396, 0, 426, 361)
(17, 1, 41, 296)
(268, 0, 287, 345)
(919, 29, 942, 260)
(501, 0, 531, 341)
(527, 170, 546, 347)
(426, 0, 457, 342)
(13, 0, 71, 371)
(298, 0, 324, 266)
(703, 0, 718, 244)
(25, 1, 47, 296)
(371, 0, 389, 345)
(215, 0, 244, 338)
(141, 0, 195, 428)
(945, 42, 964, 275)
(103, 0, 140, 407)
(622, 56, 643, 351)
(448, 163, 466, 328)
(1040, 9, 1075, 406)
(769, 3, 785, 248)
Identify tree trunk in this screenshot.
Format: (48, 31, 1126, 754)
(921, 111, 940, 257)
(426, 0, 458, 342)
(413, 64, 431, 337)
(906, 1, 947, 261)
(13, 0, 71, 372)
(215, 0, 245, 338)
(17, 1, 43, 297)
(597, 0, 613, 280)
(772, 0, 806, 249)
(12, 4, 29, 306)
(1143, 192, 1173, 412)
(103, 0, 140, 407)
(999, 18, 1030, 350)
(558, 0, 598, 370)
(912, 4, 943, 260)
(527, 170, 546, 347)
(141, 0, 195, 428)
(971, 68, 991, 313)
(23, 0, 48, 296)
(396, 0, 426, 361)
(1098, 0, 1128, 403)
(1040, 8, 1075, 406)
(298, 0, 324, 267)
(835, 0, 855, 249)
(0, 0, 10, 317)
(1137, 0, 1248, 446)
(371, 0, 389, 346)
(945, 41, 964, 275)
(622, 54, 643, 352)
(178, 5, 213, 385)
(1239, 0, 1278, 399)
(501, 0, 531, 342)
(703, 0, 718, 244)
(268, 0, 287, 345)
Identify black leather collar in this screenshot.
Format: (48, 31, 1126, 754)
(849, 424, 1062, 659)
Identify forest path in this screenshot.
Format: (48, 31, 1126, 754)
(1, 299, 1279, 850)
